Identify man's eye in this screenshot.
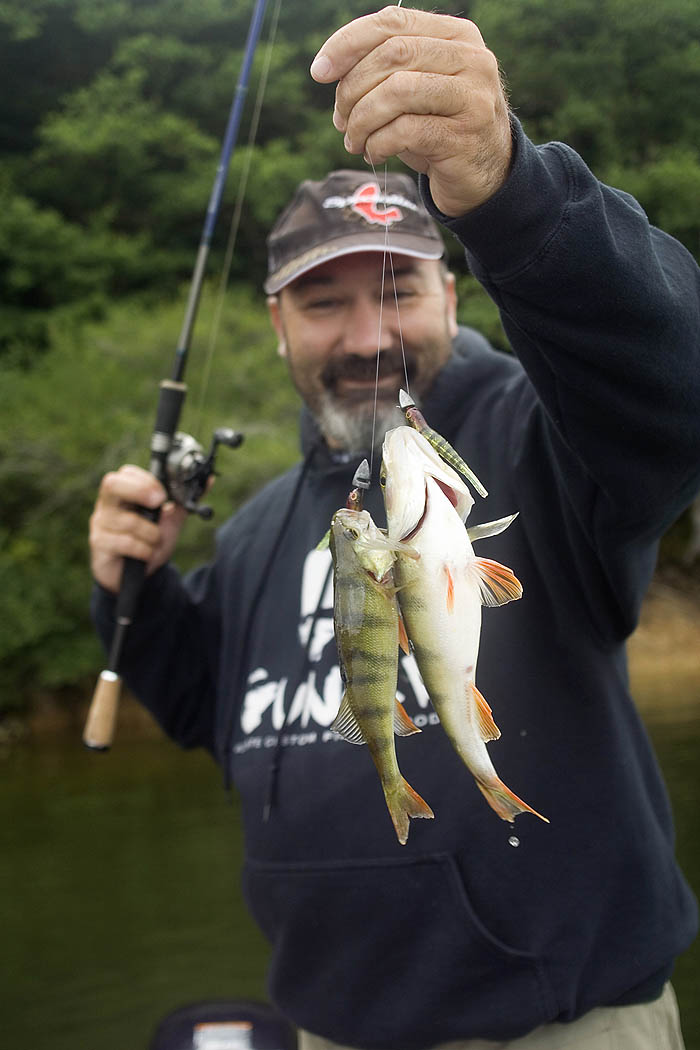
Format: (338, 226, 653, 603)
(306, 298, 339, 311)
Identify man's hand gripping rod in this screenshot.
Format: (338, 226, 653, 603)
(83, 0, 270, 750)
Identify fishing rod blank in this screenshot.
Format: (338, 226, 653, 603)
(83, 0, 270, 750)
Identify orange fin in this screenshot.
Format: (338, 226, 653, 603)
(475, 776, 549, 824)
(398, 612, 410, 655)
(471, 682, 500, 741)
(471, 557, 523, 607)
(444, 565, 455, 613)
(393, 699, 420, 737)
(385, 777, 434, 845)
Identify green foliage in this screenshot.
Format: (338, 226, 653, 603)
(603, 150, 700, 255)
(0, 284, 298, 712)
(0, 177, 155, 310)
(474, 0, 700, 182)
(454, 275, 510, 353)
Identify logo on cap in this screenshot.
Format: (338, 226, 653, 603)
(350, 182, 403, 226)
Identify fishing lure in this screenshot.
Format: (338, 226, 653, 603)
(399, 389, 488, 498)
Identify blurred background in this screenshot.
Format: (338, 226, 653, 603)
(1, 0, 698, 1046)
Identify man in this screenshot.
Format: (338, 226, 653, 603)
(89, 8, 699, 1050)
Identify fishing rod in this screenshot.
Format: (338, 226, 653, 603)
(83, 0, 271, 751)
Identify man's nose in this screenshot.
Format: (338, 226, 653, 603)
(342, 297, 396, 357)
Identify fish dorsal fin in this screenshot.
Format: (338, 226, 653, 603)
(330, 694, 366, 745)
(398, 612, 411, 655)
(394, 699, 421, 737)
(471, 682, 501, 741)
(470, 557, 523, 607)
(467, 513, 519, 543)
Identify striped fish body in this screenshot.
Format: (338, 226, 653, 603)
(329, 508, 433, 844)
(382, 427, 547, 824)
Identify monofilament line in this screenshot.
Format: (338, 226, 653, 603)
(365, 149, 411, 476)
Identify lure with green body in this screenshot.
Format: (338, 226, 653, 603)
(329, 507, 433, 844)
(399, 388, 488, 498)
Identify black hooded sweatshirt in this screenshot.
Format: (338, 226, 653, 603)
(93, 122, 700, 1048)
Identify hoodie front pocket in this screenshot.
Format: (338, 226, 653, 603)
(243, 851, 555, 1050)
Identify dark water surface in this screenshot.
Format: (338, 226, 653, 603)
(2, 710, 699, 1049)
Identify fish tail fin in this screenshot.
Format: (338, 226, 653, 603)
(385, 778, 434, 845)
(475, 777, 549, 824)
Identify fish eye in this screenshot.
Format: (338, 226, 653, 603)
(343, 527, 360, 540)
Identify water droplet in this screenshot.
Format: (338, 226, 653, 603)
(520, 729, 527, 737)
(508, 835, 520, 848)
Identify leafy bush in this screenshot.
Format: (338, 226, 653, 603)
(0, 284, 298, 712)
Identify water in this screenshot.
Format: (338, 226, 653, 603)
(1, 708, 699, 1049)
(0, 733, 271, 1050)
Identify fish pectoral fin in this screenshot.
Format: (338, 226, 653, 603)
(398, 613, 411, 656)
(316, 528, 331, 550)
(470, 557, 523, 606)
(399, 540, 421, 561)
(444, 565, 455, 613)
(471, 682, 501, 741)
(467, 512, 519, 543)
(330, 694, 366, 745)
(393, 699, 421, 737)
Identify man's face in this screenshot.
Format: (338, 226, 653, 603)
(268, 252, 457, 452)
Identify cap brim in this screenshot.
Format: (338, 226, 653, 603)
(264, 234, 444, 294)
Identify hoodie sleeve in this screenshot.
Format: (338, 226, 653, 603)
(421, 120, 700, 633)
(423, 120, 700, 532)
(91, 559, 219, 753)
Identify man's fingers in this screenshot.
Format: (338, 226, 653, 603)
(311, 7, 481, 84)
(334, 37, 472, 132)
(343, 71, 472, 156)
(99, 465, 166, 511)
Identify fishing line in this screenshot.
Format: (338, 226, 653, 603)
(193, 0, 283, 433)
(365, 148, 411, 475)
(387, 249, 410, 396)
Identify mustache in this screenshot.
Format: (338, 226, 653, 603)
(321, 350, 415, 389)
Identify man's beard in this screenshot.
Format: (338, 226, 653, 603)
(285, 331, 452, 453)
(314, 348, 416, 453)
(313, 392, 406, 454)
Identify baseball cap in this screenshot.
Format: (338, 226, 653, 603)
(264, 169, 445, 294)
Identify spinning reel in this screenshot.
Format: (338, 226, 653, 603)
(166, 427, 244, 519)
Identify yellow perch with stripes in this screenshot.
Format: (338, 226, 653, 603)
(329, 506, 434, 844)
(381, 426, 548, 825)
